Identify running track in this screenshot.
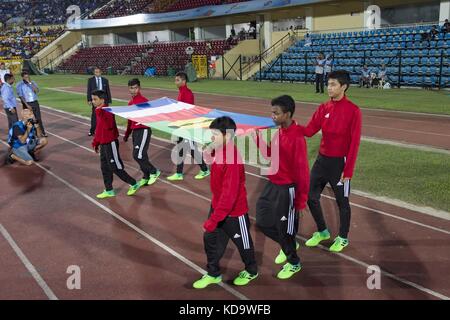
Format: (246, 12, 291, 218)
(0, 105, 449, 300)
(64, 85, 450, 150)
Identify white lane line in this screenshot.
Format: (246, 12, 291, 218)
(25, 129, 450, 300)
(0, 138, 247, 300)
(365, 124, 450, 137)
(0, 223, 58, 300)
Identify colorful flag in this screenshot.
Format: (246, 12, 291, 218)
(104, 97, 275, 144)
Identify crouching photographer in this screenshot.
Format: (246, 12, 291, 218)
(7, 108, 48, 166)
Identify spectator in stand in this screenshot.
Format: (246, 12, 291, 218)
(359, 65, 371, 88)
(238, 28, 246, 41)
(249, 23, 256, 39)
(430, 25, 439, 40)
(376, 64, 387, 88)
(304, 33, 312, 47)
(442, 19, 450, 34)
(231, 26, 236, 38)
(154, 35, 159, 43)
(226, 34, 234, 46)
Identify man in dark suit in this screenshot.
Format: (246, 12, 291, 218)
(87, 67, 112, 136)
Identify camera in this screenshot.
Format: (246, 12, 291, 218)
(27, 118, 39, 125)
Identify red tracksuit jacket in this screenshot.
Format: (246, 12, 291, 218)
(301, 95, 362, 178)
(203, 142, 249, 232)
(124, 93, 150, 138)
(254, 121, 310, 211)
(92, 104, 119, 148)
(178, 85, 194, 104)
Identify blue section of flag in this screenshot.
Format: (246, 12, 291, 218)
(204, 109, 275, 127)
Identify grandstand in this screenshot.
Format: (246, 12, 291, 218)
(258, 24, 450, 88)
(58, 39, 237, 75)
(90, 0, 251, 18)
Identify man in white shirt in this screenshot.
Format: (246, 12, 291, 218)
(315, 53, 326, 93)
(0, 62, 11, 86)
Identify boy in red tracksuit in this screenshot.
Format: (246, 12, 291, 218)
(301, 70, 362, 253)
(167, 71, 209, 182)
(123, 78, 160, 187)
(253, 95, 310, 280)
(91, 90, 141, 199)
(192, 116, 258, 289)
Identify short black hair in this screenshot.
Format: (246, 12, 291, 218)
(175, 71, 188, 82)
(4, 73, 14, 82)
(91, 89, 107, 100)
(209, 116, 237, 135)
(271, 95, 295, 117)
(328, 70, 351, 92)
(94, 66, 101, 71)
(21, 70, 29, 77)
(128, 78, 140, 87)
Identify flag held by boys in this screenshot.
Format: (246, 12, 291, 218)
(104, 97, 275, 144)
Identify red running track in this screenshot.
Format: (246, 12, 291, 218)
(0, 106, 449, 300)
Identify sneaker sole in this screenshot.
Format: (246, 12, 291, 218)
(193, 280, 222, 289)
(329, 244, 348, 253)
(96, 195, 115, 199)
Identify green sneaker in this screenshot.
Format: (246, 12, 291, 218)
(277, 263, 302, 280)
(167, 173, 184, 181)
(147, 170, 161, 185)
(138, 178, 149, 187)
(96, 190, 116, 199)
(233, 270, 258, 286)
(275, 242, 300, 265)
(193, 274, 222, 289)
(305, 230, 331, 247)
(194, 170, 210, 180)
(329, 236, 349, 252)
(126, 183, 141, 196)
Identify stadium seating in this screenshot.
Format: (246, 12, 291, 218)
(58, 44, 151, 74)
(58, 39, 237, 75)
(256, 25, 450, 88)
(91, 0, 152, 19)
(0, 0, 108, 26)
(0, 27, 64, 59)
(130, 39, 236, 75)
(90, 0, 250, 19)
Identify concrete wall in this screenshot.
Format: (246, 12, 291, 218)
(143, 30, 171, 43)
(203, 25, 226, 40)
